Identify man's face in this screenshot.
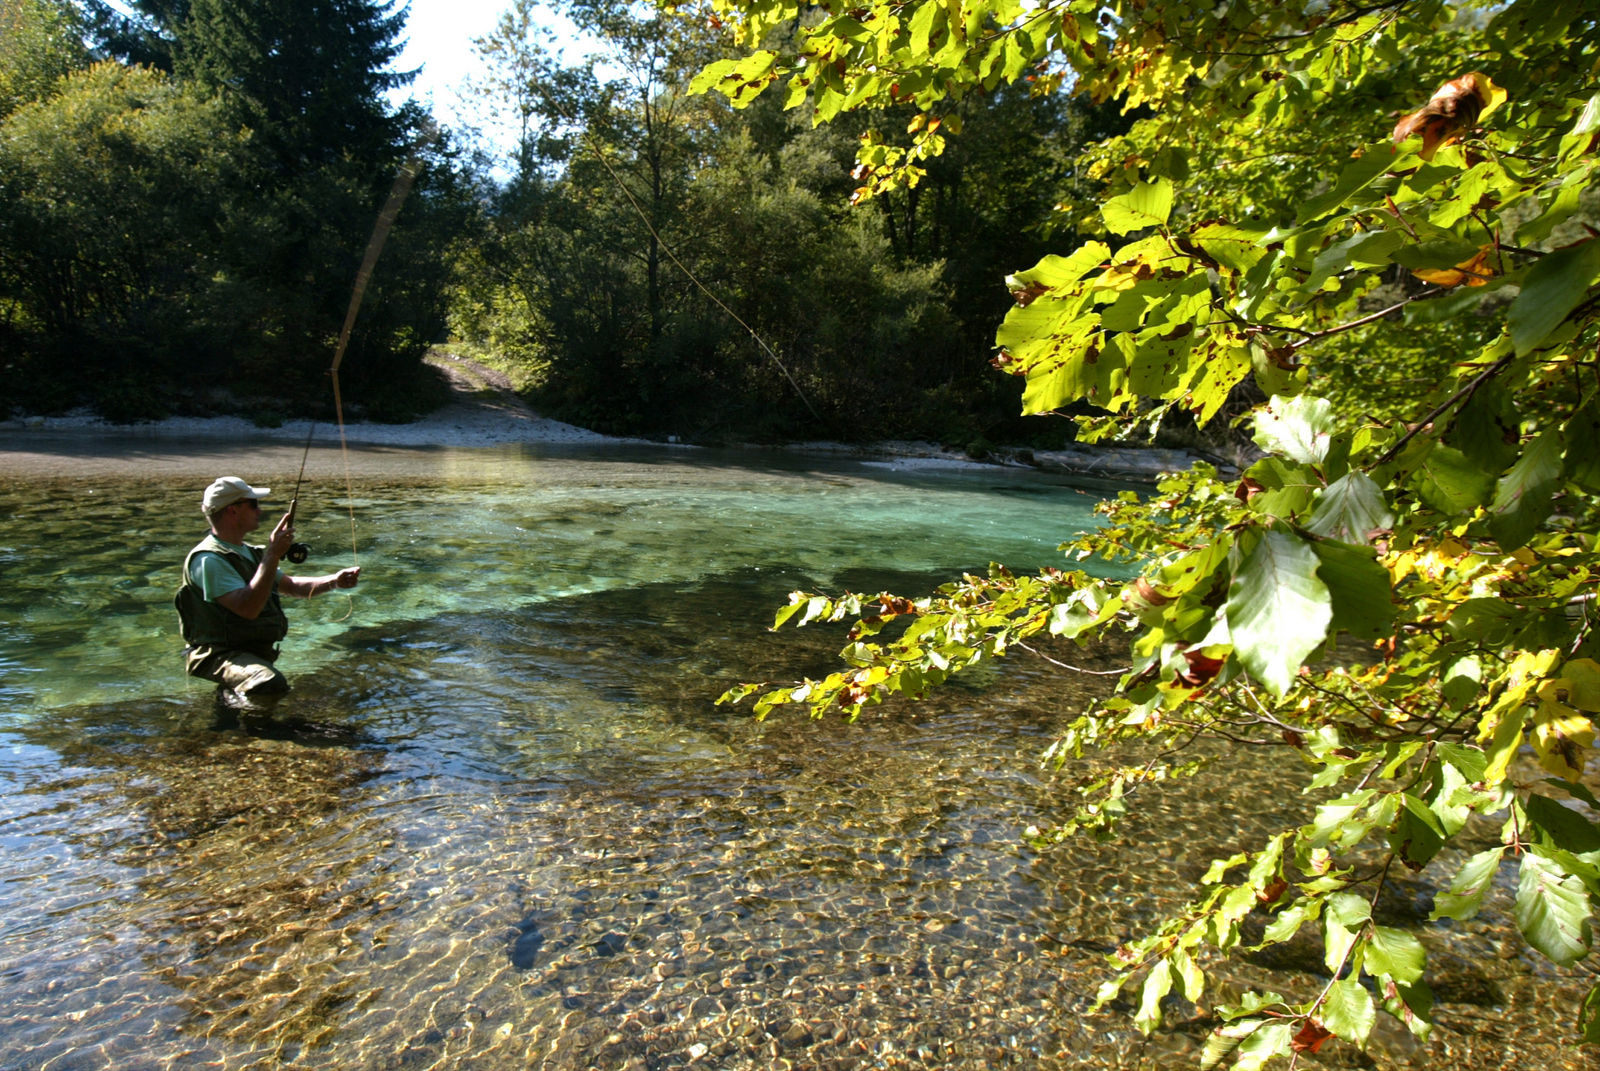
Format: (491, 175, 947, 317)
(230, 498, 263, 532)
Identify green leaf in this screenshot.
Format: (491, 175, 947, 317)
(1437, 741, 1488, 782)
(1246, 457, 1319, 520)
(1310, 539, 1395, 641)
(1487, 428, 1565, 550)
(1549, 777, 1600, 808)
(1136, 959, 1173, 1034)
(1563, 658, 1600, 712)
(1220, 991, 1291, 1021)
(1007, 242, 1111, 290)
(1564, 401, 1600, 493)
(1415, 444, 1495, 516)
(1449, 382, 1521, 475)
(908, 0, 944, 58)
(1431, 848, 1504, 921)
(1296, 143, 1411, 223)
(1389, 793, 1446, 870)
(1200, 1025, 1245, 1071)
(1260, 900, 1317, 944)
(1444, 597, 1518, 644)
(1321, 978, 1376, 1045)
(1404, 283, 1494, 325)
(1381, 977, 1434, 1041)
(1225, 528, 1333, 696)
(1507, 238, 1600, 356)
(1254, 395, 1336, 466)
(688, 58, 741, 95)
(1389, 239, 1484, 270)
(1513, 848, 1592, 967)
(1428, 760, 1473, 835)
(1307, 472, 1393, 544)
(1231, 1019, 1293, 1071)
(1306, 230, 1403, 290)
(1526, 792, 1600, 854)
(1365, 926, 1426, 984)
(1581, 982, 1600, 1044)
(1574, 91, 1600, 136)
(1192, 222, 1266, 273)
(1102, 179, 1175, 235)
(1172, 946, 1204, 1002)
(1311, 790, 1375, 848)
(1517, 165, 1590, 245)
(1326, 890, 1373, 928)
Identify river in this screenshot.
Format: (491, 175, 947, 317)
(0, 438, 1584, 1069)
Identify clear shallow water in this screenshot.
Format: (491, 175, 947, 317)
(0, 442, 1590, 1071)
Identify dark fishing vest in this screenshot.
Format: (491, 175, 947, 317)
(174, 535, 289, 653)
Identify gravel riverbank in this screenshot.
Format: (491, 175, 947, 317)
(1, 353, 1221, 482)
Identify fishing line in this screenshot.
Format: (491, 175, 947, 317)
(289, 124, 437, 620)
(529, 75, 822, 422)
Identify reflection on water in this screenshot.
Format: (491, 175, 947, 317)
(0, 445, 1591, 1069)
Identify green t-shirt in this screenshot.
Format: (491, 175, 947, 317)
(188, 539, 286, 602)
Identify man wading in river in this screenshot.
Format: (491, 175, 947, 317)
(174, 477, 360, 705)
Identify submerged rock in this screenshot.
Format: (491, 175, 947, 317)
(510, 918, 545, 969)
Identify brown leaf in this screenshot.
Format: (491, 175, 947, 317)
(1392, 72, 1505, 160)
(1128, 577, 1173, 609)
(990, 350, 1024, 375)
(1257, 878, 1290, 904)
(1266, 344, 1300, 370)
(1011, 282, 1048, 307)
(1177, 648, 1227, 688)
(1292, 1019, 1334, 1054)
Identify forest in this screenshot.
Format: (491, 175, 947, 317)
(0, 0, 1129, 446)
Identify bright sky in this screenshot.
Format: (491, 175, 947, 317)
(390, 0, 594, 160)
(96, 0, 591, 165)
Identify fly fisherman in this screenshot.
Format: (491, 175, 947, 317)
(174, 477, 360, 705)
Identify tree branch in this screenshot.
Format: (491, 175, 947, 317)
(1366, 351, 1516, 469)
(1288, 290, 1444, 351)
(1015, 640, 1129, 675)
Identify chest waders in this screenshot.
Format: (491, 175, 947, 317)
(174, 536, 288, 663)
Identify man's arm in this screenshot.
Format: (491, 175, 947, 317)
(215, 514, 293, 619)
(279, 567, 361, 599)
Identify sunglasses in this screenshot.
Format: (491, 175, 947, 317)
(239, 499, 262, 510)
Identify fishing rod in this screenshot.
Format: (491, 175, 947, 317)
(284, 123, 438, 581)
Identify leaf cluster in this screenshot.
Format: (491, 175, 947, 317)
(701, 0, 1600, 1059)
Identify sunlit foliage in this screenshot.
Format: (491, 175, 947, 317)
(703, 0, 1600, 1058)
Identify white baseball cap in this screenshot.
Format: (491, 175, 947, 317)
(202, 476, 271, 515)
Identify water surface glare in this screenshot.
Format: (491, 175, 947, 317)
(0, 441, 1589, 1070)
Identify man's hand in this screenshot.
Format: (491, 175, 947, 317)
(280, 566, 362, 599)
(266, 512, 295, 561)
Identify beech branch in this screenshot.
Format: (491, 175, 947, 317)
(1366, 351, 1516, 469)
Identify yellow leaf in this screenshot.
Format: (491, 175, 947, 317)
(1533, 697, 1594, 781)
(1561, 659, 1600, 712)
(1386, 550, 1417, 583)
(1412, 246, 1496, 288)
(1478, 649, 1563, 744)
(1482, 707, 1526, 784)
(1469, 72, 1509, 121)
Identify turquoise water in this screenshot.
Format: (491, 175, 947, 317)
(0, 446, 1118, 713)
(0, 441, 1584, 1070)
